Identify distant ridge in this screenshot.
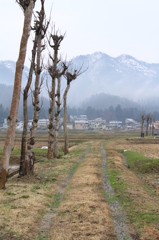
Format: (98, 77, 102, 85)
(1, 52, 159, 107)
(81, 93, 140, 110)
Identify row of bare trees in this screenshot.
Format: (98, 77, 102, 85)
(0, 0, 84, 189)
(140, 113, 155, 137)
(0, 0, 36, 189)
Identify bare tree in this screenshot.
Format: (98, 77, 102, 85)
(19, 4, 46, 176)
(27, 0, 48, 174)
(47, 31, 64, 159)
(146, 113, 150, 136)
(149, 115, 153, 136)
(0, 0, 36, 189)
(140, 112, 145, 138)
(63, 67, 84, 154)
(54, 63, 68, 158)
(152, 116, 155, 136)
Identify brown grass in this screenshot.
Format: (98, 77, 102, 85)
(0, 139, 91, 240)
(49, 141, 116, 239)
(105, 148, 159, 240)
(1, 132, 159, 239)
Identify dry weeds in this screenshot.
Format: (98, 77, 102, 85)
(0, 141, 91, 240)
(106, 148, 159, 240)
(49, 141, 116, 239)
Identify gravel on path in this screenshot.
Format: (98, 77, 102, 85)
(101, 144, 132, 240)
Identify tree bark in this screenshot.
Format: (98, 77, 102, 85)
(63, 83, 70, 155)
(47, 50, 58, 159)
(19, 34, 38, 176)
(47, 79, 56, 159)
(141, 115, 145, 137)
(27, 37, 41, 174)
(146, 123, 149, 136)
(0, 1, 34, 189)
(54, 76, 61, 158)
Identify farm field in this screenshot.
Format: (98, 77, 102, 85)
(0, 130, 159, 239)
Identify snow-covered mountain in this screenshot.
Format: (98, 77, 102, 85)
(0, 60, 29, 86)
(1, 52, 159, 107)
(67, 52, 159, 106)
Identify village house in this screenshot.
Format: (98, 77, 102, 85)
(74, 120, 88, 130)
(108, 121, 122, 129)
(125, 118, 140, 129)
(88, 118, 106, 130)
(154, 121, 159, 129)
(37, 119, 49, 129)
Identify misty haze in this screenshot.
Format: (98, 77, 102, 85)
(1, 52, 159, 110)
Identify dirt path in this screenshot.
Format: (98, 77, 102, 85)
(37, 147, 90, 239)
(101, 144, 132, 240)
(48, 141, 117, 239)
(2, 135, 159, 239)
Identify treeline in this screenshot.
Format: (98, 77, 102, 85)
(1, 102, 159, 124)
(67, 104, 159, 122)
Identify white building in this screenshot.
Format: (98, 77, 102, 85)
(88, 118, 106, 130)
(74, 120, 88, 130)
(109, 121, 122, 128)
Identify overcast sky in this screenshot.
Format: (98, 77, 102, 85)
(0, 0, 159, 67)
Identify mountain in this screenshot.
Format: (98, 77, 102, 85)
(0, 60, 29, 86)
(66, 52, 159, 106)
(81, 93, 140, 110)
(1, 53, 159, 107)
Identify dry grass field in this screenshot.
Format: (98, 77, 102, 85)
(0, 129, 159, 239)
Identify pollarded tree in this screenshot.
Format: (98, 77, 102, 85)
(152, 116, 155, 136)
(140, 112, 145, 137)
(19, 1, 48, 176)
(63, 67, 84, 155)
(27, 0, 48, 174)
(47, 30, 64, 159)
(54, 62, 68, 158)
(146, 113, 150, 136)
(0, 0, 36, 189)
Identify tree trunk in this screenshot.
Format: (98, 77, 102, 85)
(19, 34, 38, 176)
(63, 83, 70, 155)
(27, 37, 41, 174)
(0, 1, 34, 189)
(152, 124, 154, 136)
(47, 79, 56, 159)
(141, 116, 144, 137)
(54, 76, 61, 158)
(47, 48, 58, 159)
(146, 120, 149, 136)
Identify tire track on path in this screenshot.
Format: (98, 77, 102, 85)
(48, 141, 116, 239)
(101, 144, 132, 240)
(37, 146, 90, 240)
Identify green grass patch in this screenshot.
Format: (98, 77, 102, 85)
(107, 170, 120, 189)
(20, 195, 30, 199)
(129, 211, 159, 225)
(32, 185, 40, 190)
(33, 149, 48, 154)
(106, 169, 131, 205)
(106, 149, 159, 236)
(58, 151, 64, 156)
(6, 191, 16, 196)
(123, 150, 159, 173)
(69, 150, 83, 155)
(51, 193, 61, 208)
(37, 232, 48, 240)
